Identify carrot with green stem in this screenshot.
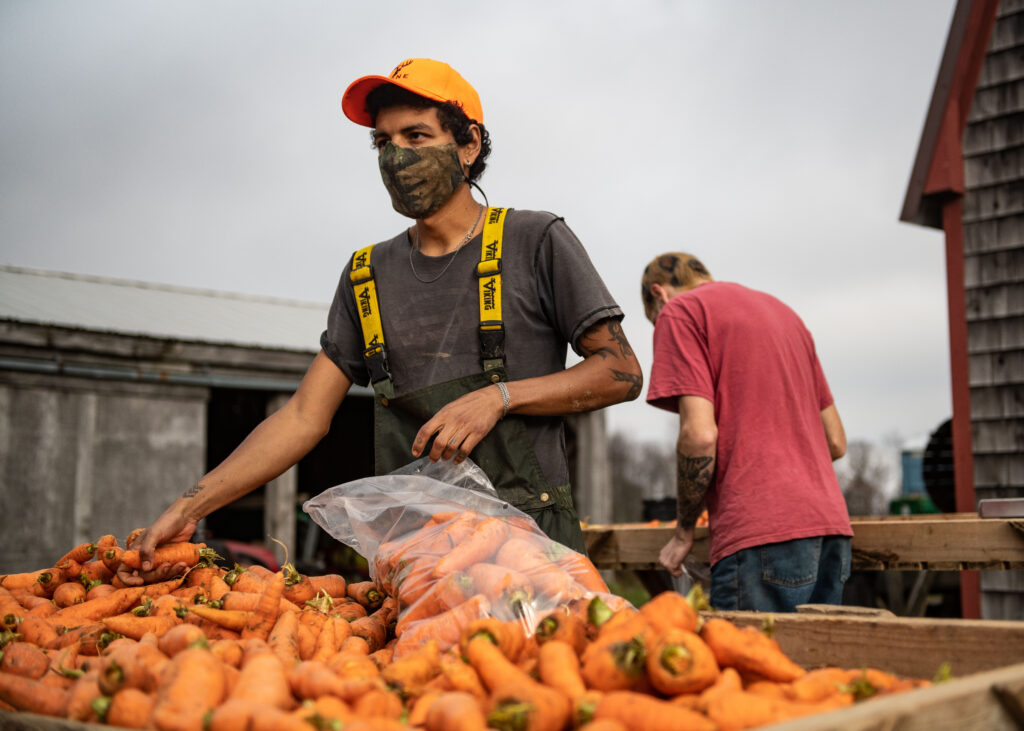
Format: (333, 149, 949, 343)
(535, 609, 588, 655)
(639, 590, 698, 635)
(55, 542, 99, 568)
(459, 617, 527, 663)
(119, 543, 216, 571)
(98, 687, 154, 729)
(157, 623, 207, 657)
(347, 580, 384, 609)
(487, 679, 573, 731)
(580, 636, 648, 692)
(645, 628, 719, 695)
(186, 605, 251, 632)
(66, 668, 105, 723)
(700, 617, 806, 683)
(16, 615, 59, 647)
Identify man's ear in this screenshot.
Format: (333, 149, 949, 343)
(650, 282, 672, 306)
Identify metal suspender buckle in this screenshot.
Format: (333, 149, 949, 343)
(479, 319, 505, 361)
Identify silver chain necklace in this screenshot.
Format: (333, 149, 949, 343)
(408, 204, 484, 284)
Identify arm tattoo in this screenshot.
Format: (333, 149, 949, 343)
(676, 453, 714, 528)
(606, 320, 634, 358)
(182, 483, 207, 499)
(610, 369, 642, 400)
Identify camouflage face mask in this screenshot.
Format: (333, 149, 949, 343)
(378, 141, 466, 219)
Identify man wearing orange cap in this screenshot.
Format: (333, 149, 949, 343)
(121, 59, 641, 573)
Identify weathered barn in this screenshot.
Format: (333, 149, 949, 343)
(901, 0, 1024, 618)
(0, 265, 611, 574)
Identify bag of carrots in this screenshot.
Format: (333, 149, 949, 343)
(303, 458, 627, 657)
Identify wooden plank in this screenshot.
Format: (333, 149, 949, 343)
(583, 515, 1024, 571)
(709, 610, 1024, 679)
(764, 662, 1024, 731)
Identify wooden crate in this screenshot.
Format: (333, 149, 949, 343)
(583, 514, 1024, 571)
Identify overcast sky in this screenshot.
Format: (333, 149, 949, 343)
(1, 1, 958, 449)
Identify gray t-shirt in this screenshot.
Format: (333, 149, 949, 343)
(320, 208, 623, 488)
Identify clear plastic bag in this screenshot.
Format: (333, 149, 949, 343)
(303, 457, 629, 657)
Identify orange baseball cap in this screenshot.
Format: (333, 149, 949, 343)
(341, 58, 483, 128)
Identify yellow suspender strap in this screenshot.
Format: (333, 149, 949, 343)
(349, 245, 393, 395)
(477, 207, 507, 376)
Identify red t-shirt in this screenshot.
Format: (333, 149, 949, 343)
(647, 282, 852, 565)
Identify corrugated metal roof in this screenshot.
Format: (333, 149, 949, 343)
(0, 265, 327, 352)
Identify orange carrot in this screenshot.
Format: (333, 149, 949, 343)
(102, 687, 155, 729)
(0, 671, 70, 717)
(310, 616, 340, 663)
(220, 590, 299, 615)
(308, 573, 347, 598)
(639, 591, 698, 635)
(150, 646, 227, 731)
(339, 635, 371, 656)
(535, 609, 589, 655)
(66, 668, 104, 722)
(464, 634, 536, 692)
(16, 615, 59, 647)
(241, 571, 285, 641)
(352, 686, 404, 719)
(700, 618, 806, 683)
(593, 690, 717, 731)
(549, 544, 610, 593)
(786, 666, 855, 703)
(50, 585, 148, 625)
(350, 614, 388, 653)
(119, 542, 209, 570)
(78, 560, 113, 585)
(210, 638, 244, 669)
(459, 617, 527, 663)
(157, 623, 207, 657)
(467, 562, 534, 607)
(538, 639, 587, 700)
(187, 605, 251, 632)
(289, 659, 383, 702)
(228, 649, 294, 710)
(380, 638, 441, 696)
(102, 612, 180, 640)
(432, 517, 509, 578)
(487, 680, 572, 731)
(86, 582, 116, 601)
(580, 636, 647, 692)
(439, 652, 487, 700)
(0, 641, 51, 679)
(52, 581, 87, 608)
(224, 567, 267, 594)
(393, 595, 490, 658)
(347, 581, 384, 609)
(125, 528, 146, 549)
(101, 546, 125, 573)
(55, 542, 98, 568)
(268, 610, 301, 668)
(333, 600, 369, 622)
(645, 628, 719, 695)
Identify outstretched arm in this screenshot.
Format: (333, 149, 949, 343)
(413, 317, 643, 462)
(119, 351, 351, 583)
(660, 395, 717, 577)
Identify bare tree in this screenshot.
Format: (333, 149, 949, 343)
(835, 440, 897, 516)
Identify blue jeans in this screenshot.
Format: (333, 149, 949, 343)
(710, 535, 851, 612)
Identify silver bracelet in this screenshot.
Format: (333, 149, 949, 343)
(495, 382, 511, 418)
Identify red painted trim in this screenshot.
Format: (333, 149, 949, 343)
(941, 197, 980, 619)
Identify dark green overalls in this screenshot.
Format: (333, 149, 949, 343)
(349, 207, 586, 553)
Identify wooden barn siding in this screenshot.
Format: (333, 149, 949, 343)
(963, 1, 1024, 619)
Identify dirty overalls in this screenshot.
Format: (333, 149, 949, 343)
(349, 207, 587, 553)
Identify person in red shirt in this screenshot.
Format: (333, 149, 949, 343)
(641, 252, 852, 611)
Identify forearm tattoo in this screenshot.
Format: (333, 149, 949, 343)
(182, 483, 207, 499)
(676, 454, 714, 528)
(606, 320, 634, 358)
(611, 369, 642, 400)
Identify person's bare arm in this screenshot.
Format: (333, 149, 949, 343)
(413, 317, 643, 462)
(820, 403, 846, 460)
(121, 351, 351, 581)
(660, 395, 717, 577)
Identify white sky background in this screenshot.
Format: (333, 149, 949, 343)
(0, 1, 958, 449)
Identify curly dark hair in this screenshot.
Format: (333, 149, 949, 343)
(365, 84, 492, 182)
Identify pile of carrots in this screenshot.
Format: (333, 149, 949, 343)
(0, 519, 929, 731)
